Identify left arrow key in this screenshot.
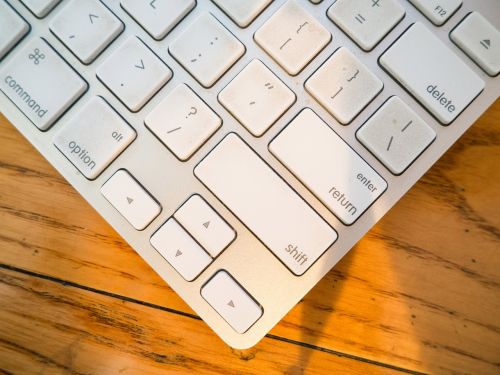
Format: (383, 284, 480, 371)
(101, 170, 161, 230)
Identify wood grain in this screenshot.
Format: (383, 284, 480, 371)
(0, 99, 499, 374)
(0, 268, 398, 375)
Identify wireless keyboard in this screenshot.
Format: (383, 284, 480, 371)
(1, 0, 498, 348)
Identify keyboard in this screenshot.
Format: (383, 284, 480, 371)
(0, 0, 498, 348)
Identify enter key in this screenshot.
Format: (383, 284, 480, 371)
(270, 108, 387, 226)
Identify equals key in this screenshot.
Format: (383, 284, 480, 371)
(355, 14, 366, 24)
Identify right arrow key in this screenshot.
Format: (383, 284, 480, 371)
(201, 270, 263, 334)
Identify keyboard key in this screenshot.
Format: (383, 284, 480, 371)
(101, 170, 161, 230)
(169, 13, 245, 88)
(305, 47, 383, 125)
(0, 38, 87, 131)
(54, 97, 136, 179)
(49, 0, 124, 64)
(408, 0, 462, 26)
(450, 12, 500, 77)
(0, 1, 30, 60)
(379, 22, 484, 125)
(201, 270, 263, 333)
(150, 219, 212, 281)
(255, 0, 331, 76)
(20, 0, 60, 18)
(212, 0, 272, 27)
(219, 59, 296, 136)
(357, 97, 436, 175)
(195, 133, 337, 276)
(269, 109, 387, 225)
(174, 194, 236, 258)
(97, 36, 172, 112)
(145, 84, 222, 160)
(327, 0, 405, 51)
(121, 0, 195, 40)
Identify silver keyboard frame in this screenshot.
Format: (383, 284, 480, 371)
(1, 0, 499, 349)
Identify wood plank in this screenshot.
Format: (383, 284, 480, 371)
(0, 99, 499, 374)
(0, 267, 399, 374)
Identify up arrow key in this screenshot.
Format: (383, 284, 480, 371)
(175, 249, 182, 257)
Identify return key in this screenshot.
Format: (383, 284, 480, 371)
(269, 108, 387, 225)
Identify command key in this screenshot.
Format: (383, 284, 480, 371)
(0, 38, 87, 131)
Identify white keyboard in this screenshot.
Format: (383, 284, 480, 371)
(0, 0, 498, 348)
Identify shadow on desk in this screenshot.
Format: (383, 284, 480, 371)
(277, 100, 500, 374)
(0, 100, 498, 374)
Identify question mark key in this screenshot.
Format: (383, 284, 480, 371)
(145, 84, 222, 160)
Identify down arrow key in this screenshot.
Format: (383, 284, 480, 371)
(149, 219, 212, 281)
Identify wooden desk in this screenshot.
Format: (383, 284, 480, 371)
(1, 100, 499, 374)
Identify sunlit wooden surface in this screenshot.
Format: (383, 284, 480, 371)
(0, 100, 499, 374)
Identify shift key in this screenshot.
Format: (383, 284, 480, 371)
(380, 22, 484, 125)
(195, 133, 337, 276)
(0, 38, 87, 130)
